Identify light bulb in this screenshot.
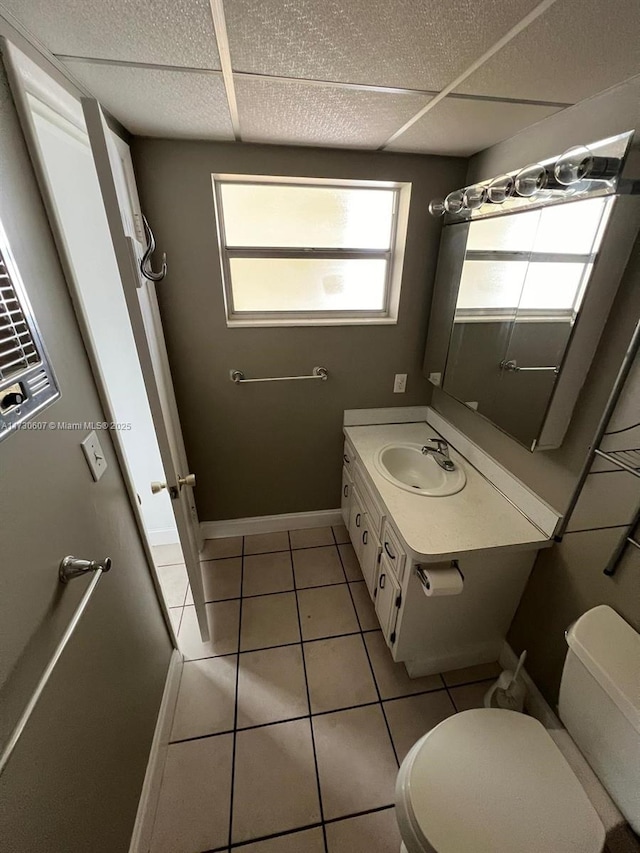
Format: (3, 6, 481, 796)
(514, 163, 549, 197)
(487, 174, 515, 204)
(462, 185, 487, 210)
(428, 198, 446, 217)
(444, 189, 465, 214)
(555, 145, 621, 184)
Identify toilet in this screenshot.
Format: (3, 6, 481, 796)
(395, 605, 640, 853)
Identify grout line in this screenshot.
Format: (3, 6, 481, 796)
(334, 532, 401, 769)
(290, 531, 329, 853)
(323, 802, 396, 826)
(226, 535, 245, 849)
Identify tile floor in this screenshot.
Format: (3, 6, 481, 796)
(150, 526, 501, 853)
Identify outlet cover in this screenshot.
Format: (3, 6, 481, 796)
(393, 373, 407, 393)
(81, 430, 107, 481)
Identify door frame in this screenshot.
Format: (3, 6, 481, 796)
(3, 38, 179, 648)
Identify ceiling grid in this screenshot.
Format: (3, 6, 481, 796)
(1, 0, 639, 155)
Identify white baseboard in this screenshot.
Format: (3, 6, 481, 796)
(499, 642, 562, 730)
(128, 649, 183, 853)
(201, 508, 343, 539)
(405, 640, 502, 678)
(147, 527, 179, 547)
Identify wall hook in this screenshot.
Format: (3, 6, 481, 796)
(140, 214, 167, 282)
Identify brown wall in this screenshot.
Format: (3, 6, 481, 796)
(432, 76, 640, 704)
(131, 138, 466, 521)
(0, 55, 171, 852)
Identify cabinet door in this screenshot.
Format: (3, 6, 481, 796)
(341, 465, 353, 528)
(375, 556, 401, 647)
(360, 524, 381, 600)
(348, 491, 366, 561)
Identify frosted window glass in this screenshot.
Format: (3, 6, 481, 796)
(518, 262, 591, 311)
(456, 261, 528, 310)
(466, 210, 540, 252)
(229, 258, 387, 312)
(533, 197, 610, 254)
(220, 183, 395, 249)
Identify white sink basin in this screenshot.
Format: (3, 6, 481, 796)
(374, 442, 466, 497)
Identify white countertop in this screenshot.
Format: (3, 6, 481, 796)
(344, 422, 551, 561)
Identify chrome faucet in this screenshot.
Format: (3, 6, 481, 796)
(421, 438, 456, 471)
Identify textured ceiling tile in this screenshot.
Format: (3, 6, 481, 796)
(225, 0, 543, 91)
(456, 0, 640, 103)
(1, 0, 220, 68)
(386, 97, 563, 157)
(62, 61, 234, 139)
(235, 76, 431, 149)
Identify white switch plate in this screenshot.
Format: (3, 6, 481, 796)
(81, 430, 107, 481)
(393, 373, 407, 393)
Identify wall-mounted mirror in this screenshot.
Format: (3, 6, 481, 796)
(424, 131, 640, 451)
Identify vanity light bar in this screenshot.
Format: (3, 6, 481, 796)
(428, 131, 634, 219)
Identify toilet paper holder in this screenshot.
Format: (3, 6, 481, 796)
(416, 560, 464, 593)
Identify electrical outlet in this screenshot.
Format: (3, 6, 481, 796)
(429, 372, 441, 386)
(393, 373, 407, 393)
(81, 430, 107, 481)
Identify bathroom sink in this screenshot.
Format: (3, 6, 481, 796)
(374, 443, 466, 497)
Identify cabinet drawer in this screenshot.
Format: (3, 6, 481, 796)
(354, 466, 385, 539)
(341, 465, 353, 528)
(381, 520, 406, 584)
(342, 438, 356, 470)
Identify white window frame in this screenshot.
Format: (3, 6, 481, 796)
(212, 174, 411, 327)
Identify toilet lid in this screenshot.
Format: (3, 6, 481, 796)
(400, 709, 605, 853)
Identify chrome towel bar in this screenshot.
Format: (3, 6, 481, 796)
(0, 556, 111, 777)
(230, 366, 328, 384)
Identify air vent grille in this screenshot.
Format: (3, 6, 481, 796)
(0, 256, 41, 382)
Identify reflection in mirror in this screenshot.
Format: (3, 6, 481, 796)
(442, 196, 613, 447)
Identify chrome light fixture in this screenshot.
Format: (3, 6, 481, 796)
(514, 163, 550, 197)
(487, 174, 515, 204)
(444, 189, 465, 214)
(428, 198, 446, 217)
(462, 184, 487, 210)
(554, 145, 621, 185)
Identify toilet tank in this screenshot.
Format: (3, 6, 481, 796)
(558, 605, 640, 834)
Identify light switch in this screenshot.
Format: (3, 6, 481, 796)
(81, 430, 108, 481)
(394, 374, 407, 393)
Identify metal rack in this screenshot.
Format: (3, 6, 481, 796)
(557, 317, 640, 577)
(230, 366, 328, 384)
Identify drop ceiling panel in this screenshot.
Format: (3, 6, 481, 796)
(62, 61, 234, 139)
(456, 0, 640, 104)
(225, 0, 543, 91)
(235, 76, 431, 149)
(0, 0, 221, 68)
(386, 97, 562, 157)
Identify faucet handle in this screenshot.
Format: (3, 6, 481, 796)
(422, 438, 449, 455)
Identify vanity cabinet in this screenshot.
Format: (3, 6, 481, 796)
(375, 554, 401, 647)
(341, 465, 352, 527)
(360, 521, 381, 599)
(348, 490, 366, 561)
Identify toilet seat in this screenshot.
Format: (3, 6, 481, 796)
(395, 708, 605, 853)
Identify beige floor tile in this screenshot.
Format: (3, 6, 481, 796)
(442, 660, 501, 687)
(304, 634, 378, 713)
(200, 536, 243, 560)
(149, 734, 232, 853)
(332, 523, 350, 544)
(364, 631, 443, 699)
(237, 645, 308, 728)
(240, 827, 325, 853)
(156, 562, 188, 608)
(178, 601, 240, 660)
(243, 551, 294, 597)
(170, 657, 237, 742)
(293, 546, 345, 588)
(200, 556, 242, 601)
(449, 679, 494, 712)
(349, 581, 379, 630)
(232, 719, 321, 843)
(338, 543, 362, 581)
(297, 585, 359, 640)
(244, 530, 290, 555)
(313, 705, 398, 820)
(152, 542, 183, 567)
(240, 592, 300, 651)
(325, 808, 402, 853)
(290, 526, 335, 549)
(384, 691, 456, 762)
(168, 607, 183, 633)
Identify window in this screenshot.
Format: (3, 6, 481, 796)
(212, 175, 411, 326)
